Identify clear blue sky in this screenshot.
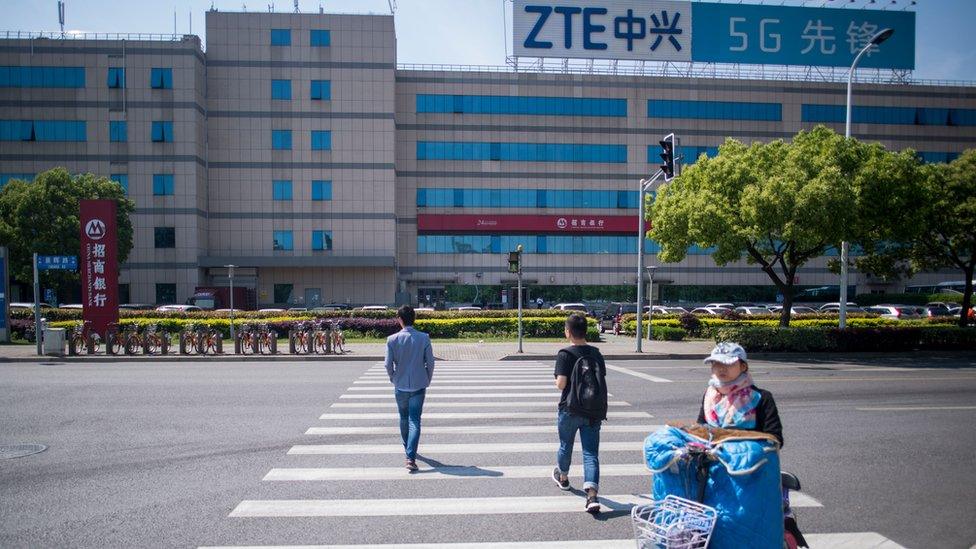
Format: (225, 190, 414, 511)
(3, 0, 973, 81)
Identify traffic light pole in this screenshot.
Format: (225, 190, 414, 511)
(636, 170, 664, 353)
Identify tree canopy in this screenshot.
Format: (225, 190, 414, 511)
(0, 168, 135, 299)
(649, 125, 922, 326)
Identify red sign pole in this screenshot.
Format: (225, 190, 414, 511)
(80, 200, 119, 338)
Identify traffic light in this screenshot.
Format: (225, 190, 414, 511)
(659, 133, 680, 181)
(508, 246, 522, 274)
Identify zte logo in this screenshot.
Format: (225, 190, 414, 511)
(522, 4, 684, 52)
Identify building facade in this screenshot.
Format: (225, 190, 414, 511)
(2, 11, 974, 307)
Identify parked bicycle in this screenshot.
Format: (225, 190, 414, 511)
(180, 323, 199, 355)
(106, 322, 126, 355)
(311, 320, 332, 354)
(237, 323, 256, 354)
(69, 320, 101, 355)
(292, 321, 311, 354)
(123, 323, 143, 355)
(330, 319, 346, 354)
(196, 324, 221, 354)
(256, 323, 276, 354)
(141, 323, 170, 355)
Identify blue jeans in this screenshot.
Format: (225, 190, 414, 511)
(556, 409, 601, 492)
(395, 388, 426, 460)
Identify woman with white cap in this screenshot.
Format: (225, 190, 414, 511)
(696, 342, 783, 446)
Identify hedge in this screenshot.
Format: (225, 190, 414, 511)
(712, 325, 976, 352)
(619, 322, 688, 340)
(12, 307, 574, 322)
(624, 315, 955, 339)
(47, 316, 600, 342)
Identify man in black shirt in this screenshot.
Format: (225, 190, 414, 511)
(552, 313, 608, 514)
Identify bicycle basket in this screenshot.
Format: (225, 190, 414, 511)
(631, 495, 717, 549)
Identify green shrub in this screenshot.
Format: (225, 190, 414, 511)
(621, 321, 687, 340)
(713, 325, 976, 352)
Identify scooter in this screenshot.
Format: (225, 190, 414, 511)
(782, 471, 809, 549)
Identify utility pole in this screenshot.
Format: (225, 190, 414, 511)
(509, 245, 524, 353)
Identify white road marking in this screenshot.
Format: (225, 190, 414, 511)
(201, 540, 634, 548)
(346, 385, 554, 391)
(288, 441, 645, 454)
(355, 378, 554, 383)
(606, 363, 672, 383)
(803, 532, 906, 548)
(329, 401, 632, 408)
(229, 493, 821, 517)
(318, 411, 652, 420)
(341, 393, 567, 399)
(856, 405, 976, 412)
(264, 463, 650, 481)
(305, 424, 662, 435)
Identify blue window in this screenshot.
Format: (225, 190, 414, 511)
(109, 121, 127, 142)
(416, 142, 626, 163)
(271, 28, 291, 46)
(1, 120, 86, 142)
(917, 108, 949, 126)
(311, 131, 331, 151)
(0, 173, 34, 189)
(272, 130, 292, 150)
(110, 174, 128, 194)
(310, 80, 331, 100)
(950, 109, 976, 126)
(648, 100, 781, 121)
(272, 180, 293, 200)
(271, 79, 291, 100)
(151, 121, 174, 142)
(917, 151, 960, 164)
(310, 29, 331, 47)
(150, 68, 173, 89)
(273, 230, 294, 251)
(312, 230, 333, 250)
(0, 66, 85, 88)
(416, 94, 627, 117)
(311, 180, 332, 200)
(152, 174, 175, 196)
(802, 104, 916, 125)
(106, 67, 125, 88)
(647, 145, 718, 165)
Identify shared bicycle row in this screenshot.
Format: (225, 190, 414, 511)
(61, 319, 347, 356)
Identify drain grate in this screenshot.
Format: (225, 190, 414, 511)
(0, 444, 48, 459)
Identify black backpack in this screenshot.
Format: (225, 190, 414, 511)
(565, 348, 608, 421)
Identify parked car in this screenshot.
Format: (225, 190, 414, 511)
(550, 303, 588, 312)
(922, 304, 954, 317)
(287, 307, 308, 312)
(155, 304, 203, 312)
(213, 308, 244, 314)
(863, 305, 923, 320)
(313, 303, 352, 311)
(704, 303, 735, 309)
(414, 307, 435, 312)
(691, 307, 731, 316)
(598, 302, 638, 333)
(360, 305, 390, 311)
(449, 306, 482, 311)
(9, 302, 55, 310)
(767, 305, 817, 315)
(60, 304, 84, 309)
(818, 302, 859, 311)
(258, 308, 285, 313)
(733, 306, 771, 315)
(119, 303, 155, 310)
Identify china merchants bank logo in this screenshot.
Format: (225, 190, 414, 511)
(556, 217, 568, 229)
(85, 219, 106, 240)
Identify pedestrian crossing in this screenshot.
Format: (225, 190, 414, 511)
(208, 360, 906, 548)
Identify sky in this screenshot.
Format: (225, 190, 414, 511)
(2, 0, 974, 81)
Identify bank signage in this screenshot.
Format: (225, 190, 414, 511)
(417, 214, 635, 233)
(514, 0, 915, 69)
(80, 200, 119, 336)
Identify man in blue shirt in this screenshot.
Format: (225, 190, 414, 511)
(384, 305, 435, 471)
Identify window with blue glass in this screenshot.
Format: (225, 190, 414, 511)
(110, 174, 128, 194)
(803, 104, 914, 125)
(273, 230, 294, 251)
(310, 29, 331, 47)
(0, 173, 33, 189)
(311, 180, 332, 201)
(950, 109, 976, 126)
(271, 28, 291, 46)
(416, 188, 639, 209)
(272, 180, 293, 200)
(416, 141, 627, 163)
(150, 68, 173, 89)
(106, 67, 125, 88)
(109, 121, 127, 142)
(311, 131, 331, 151)
(152, 174, 175, 196)
(917, 151, 960, 164)
(648, 100, 781, 121)
(0, 120, 86, 142)
(272, 130, 292, 150)
(151, 121, 173, 142)
(647, 145, 717, 164)
(312, 230, 333, 250)
(271, 79, 291, 100)
(0, 66, 85, 88)
(416, 94, 627, 117)
(310, 80, 331, 100)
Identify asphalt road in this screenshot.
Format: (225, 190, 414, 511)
(1, 354, 974, 548)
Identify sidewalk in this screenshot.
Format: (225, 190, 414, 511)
(0, 334, 713, 363)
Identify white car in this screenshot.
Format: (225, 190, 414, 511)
(768, 306, 817, 315)
(691, 307, 731, 316)
(449, 306, 482, 311)
(550, 303, 588, 312)
(360, 305, 390, 311)
(414, 307, 435, 312)
(818, 302, 859, 311)
(734, 306, 772, 315)
(258, 308, 285, 313)
(155, 304, 203, 312)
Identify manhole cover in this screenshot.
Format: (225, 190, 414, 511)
(0, 444, 48, 459)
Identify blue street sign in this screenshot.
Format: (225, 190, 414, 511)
(44, 288, 56, 305)
(37, 255, 78, 271)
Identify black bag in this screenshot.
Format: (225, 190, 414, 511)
(565, 348, 608, 421)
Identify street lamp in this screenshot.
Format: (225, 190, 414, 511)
(225, 264, 236, 341)
(840, 27, 893, 329)
(646, 266, 657, 342)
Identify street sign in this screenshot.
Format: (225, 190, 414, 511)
(80, 200, 119, 336)
(37, 255, 78, 271)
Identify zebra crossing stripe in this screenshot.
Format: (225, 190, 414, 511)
(288, 441, 645, 454)
(318, 411, 652, 420)
(305, 424, 662, 435)
(329, 401, 632, 408)
(346, 385, 555, 391)
(263, 463, 649, 481)
(354, 378, 554, 383)
(200, 539, 633, 548)
(340, 393, 564, 399)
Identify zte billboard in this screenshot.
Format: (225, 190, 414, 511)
(513, 0, 915, 69)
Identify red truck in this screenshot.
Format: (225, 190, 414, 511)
(186, 287, 256, 311)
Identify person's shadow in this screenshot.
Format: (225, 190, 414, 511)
(413, 455, 503, 477)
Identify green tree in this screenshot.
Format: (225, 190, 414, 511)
(903, 151, 976, 326)
(0, 168, 134, 300)
(649, 126, 921, 327)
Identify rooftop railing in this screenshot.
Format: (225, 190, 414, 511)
(1, 30, 204, 50)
